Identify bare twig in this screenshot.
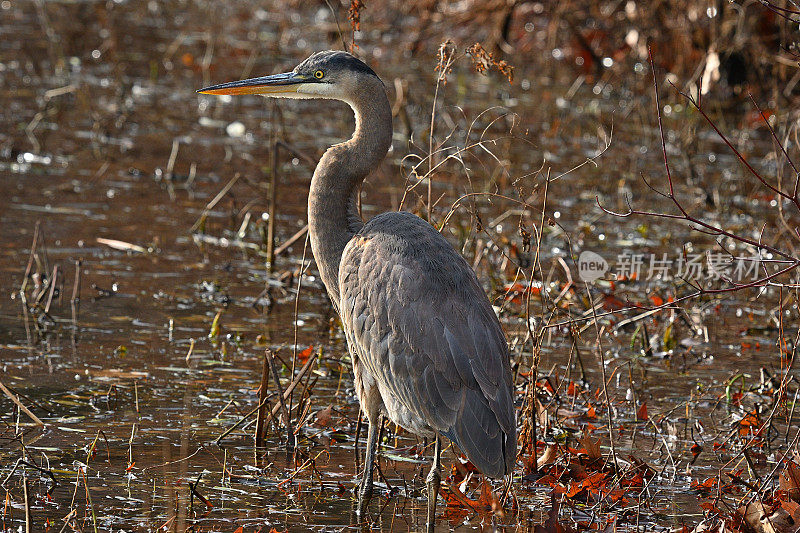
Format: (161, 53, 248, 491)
(268, 350, 296, 451)
(0, 382, 44, 427)
(255, 352, 271, 447)
(215, 351, 316, 444)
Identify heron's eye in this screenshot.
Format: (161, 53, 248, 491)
(314, 70, 324, 79)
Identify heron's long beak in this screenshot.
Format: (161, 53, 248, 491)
(197, 72, 308, 96)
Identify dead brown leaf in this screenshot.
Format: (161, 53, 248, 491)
(739, 501, 800, 533)
(537, 444, 560, 469)
(537, 398, 549, 434)
(313, 405, 333, 428)
(780, 500, 800, 522)
(780, 461, 800, 502)
(580, 430, 602, 461)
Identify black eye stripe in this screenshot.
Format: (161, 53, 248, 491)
(297, 50, 380, 80)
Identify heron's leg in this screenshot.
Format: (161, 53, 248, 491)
(426, 435, 441, 533)
(354, 414, 363, 465)
(357, 415, 379, 517)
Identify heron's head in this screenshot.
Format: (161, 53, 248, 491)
(197, 50, 381, 103)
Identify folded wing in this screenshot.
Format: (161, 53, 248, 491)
(339, 211, 516, 477)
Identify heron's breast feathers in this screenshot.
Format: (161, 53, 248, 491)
(338, 212, 516, 442)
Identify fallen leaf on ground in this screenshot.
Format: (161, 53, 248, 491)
(313, 405, 333, 427)
(297, 345, 314, 363)
(537, 444, 560, 469)
(780, 461, 800, 502)
(636, 402, 648, 421)
(580, 431, 602, 461)
(739, 501, 799, 533)
(781, 500, 800, 521)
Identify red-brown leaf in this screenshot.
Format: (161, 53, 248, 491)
(580, 431, 602, 461)
(780, 461, 800, 502)
(297, 345, 314, 363)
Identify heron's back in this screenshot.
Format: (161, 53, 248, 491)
(338, 211, 516, 478)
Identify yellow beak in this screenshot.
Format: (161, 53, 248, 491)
(197, 72, 307, 96)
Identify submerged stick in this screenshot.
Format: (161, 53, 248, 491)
(0, 381, 44, 427)
(23, 469, 30, 533)
(268, 350, 296, 451)
(79, 467, 99, 533)
(260, 353, 318, 432)
(289, 240, 311, 421)
(215, 352, 316, 444)
(43, 265, 58, 314)
(215, 394, 273, 444)
(70, 259, 81, 325)
(190, 172, 241, 233)
(20, 221, 41, 294)
(255, 352, 271, 447)
(274, 225, 309, 257)
(582, 284, 619, 471)
(2, 458, 59, 490)
(267, 141, 279, 270)
(266, 141, 315, 269)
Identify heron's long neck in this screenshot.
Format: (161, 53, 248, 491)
(308, 79, 392, 305)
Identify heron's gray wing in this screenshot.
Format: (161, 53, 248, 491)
(339, 211, 516, 477)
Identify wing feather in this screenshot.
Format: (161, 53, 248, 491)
(339, 211, 516, 477)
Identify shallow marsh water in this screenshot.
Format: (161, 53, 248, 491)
(1, 1, 797, 531)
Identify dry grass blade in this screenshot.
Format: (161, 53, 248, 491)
(274, 225, 308, 257)
(96, 238, 148, 254)
(190, 172, 241, 233)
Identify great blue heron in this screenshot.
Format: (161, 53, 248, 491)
(199, 50, 516, 530)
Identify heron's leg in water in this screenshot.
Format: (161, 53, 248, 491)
(357, 415, 380, 517)
(426, 435, 441, 533)
(353, 414, 363, 464)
